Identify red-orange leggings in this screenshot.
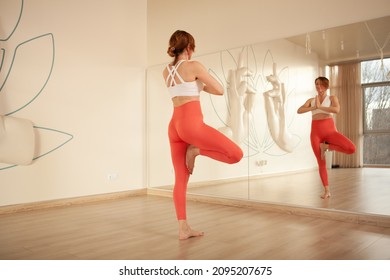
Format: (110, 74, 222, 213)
(310, 118, 355, 187)
(168, 101, 243, 220)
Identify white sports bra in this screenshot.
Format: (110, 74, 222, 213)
(311, 95, 332, 115)
(165, 60, 203, 98)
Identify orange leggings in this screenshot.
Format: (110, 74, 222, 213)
(168, 101, 243, 220)
(310, 118, 355, 187)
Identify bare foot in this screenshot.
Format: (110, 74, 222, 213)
(186, 145, 199, 175)
(320, 143, 328, 160)
(178, 221, 204, 240)
(321, 189, 331, 199)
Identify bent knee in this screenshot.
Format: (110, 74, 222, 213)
(230, 148, 244, 163)
(347, 144, 356, 154)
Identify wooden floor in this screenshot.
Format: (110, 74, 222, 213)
(1, 168, 390, 260)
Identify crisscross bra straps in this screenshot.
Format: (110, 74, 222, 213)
(165, 60, 186, 87)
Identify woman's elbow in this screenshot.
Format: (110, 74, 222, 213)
(215, 87, 224, 95)
(210, 85, 224, 95)
(204, 85, 224, 95)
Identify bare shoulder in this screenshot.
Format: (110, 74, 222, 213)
(186, 60, 202, 66)
(186, 60, 206, 71)
(162, 67, 169, 79)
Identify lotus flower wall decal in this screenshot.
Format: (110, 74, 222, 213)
(0, 0, 73, 171)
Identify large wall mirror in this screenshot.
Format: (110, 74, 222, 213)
(146, 16, 390, 220)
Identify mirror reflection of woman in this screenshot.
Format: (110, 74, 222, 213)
(297, 77, 355, 199)
(163, 30, 243, 240)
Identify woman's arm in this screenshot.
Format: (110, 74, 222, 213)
(297, 98, 315, 114)
(318, 95, 340, 114)
(191, 61, 224, 95)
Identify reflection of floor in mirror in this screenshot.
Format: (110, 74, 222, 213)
(153, 168, 390, 221)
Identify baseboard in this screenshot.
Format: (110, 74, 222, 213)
(0, 189, 147, 215)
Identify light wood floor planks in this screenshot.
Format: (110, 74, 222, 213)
(1, 168, 390, 260)
(1, 194, 390, 260)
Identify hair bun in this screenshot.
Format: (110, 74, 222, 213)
(167, 46, 176, 57)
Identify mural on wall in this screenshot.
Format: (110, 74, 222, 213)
(263, 62, 300, 153)
(218, 50, 257, 144)
(0, 0, 73, 171)
(210, 47, 301, 158)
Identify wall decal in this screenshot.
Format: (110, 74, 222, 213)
(218, 49, 257, 144)
(1, 33, 55, 115)
(263, 62, 300, 153)
(209, 47, 301, 158)
(0, 0, 74, 170)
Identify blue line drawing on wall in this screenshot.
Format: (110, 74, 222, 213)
(1, 33, 55, 115)
(209, 46, 301, 158)
(0, 0, 23, 41)
(0, 127, 73, 171)
(0, 0, 74, 171)
(0, 48, 5, 72)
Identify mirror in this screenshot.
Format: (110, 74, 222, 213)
(146, 16, 390, 221)
(286, 16, 390, 64)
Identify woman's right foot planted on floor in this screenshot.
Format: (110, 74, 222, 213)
(179, 222, 204, 240)
(321, 190, 331, 199)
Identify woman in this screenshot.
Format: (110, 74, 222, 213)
(163, 30, 243, 240)
(297, 77, 355, 199)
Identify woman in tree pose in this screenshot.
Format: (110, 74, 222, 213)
(163, 30, 243, 239)
(297, 77, 355, 199)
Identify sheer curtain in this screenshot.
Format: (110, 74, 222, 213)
(329, 63, 363, 167)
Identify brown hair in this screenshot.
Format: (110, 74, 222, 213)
(315, 76, 329, 89)
(167, 30, 195, 65)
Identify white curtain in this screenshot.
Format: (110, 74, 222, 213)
(329, 63, 363, 167)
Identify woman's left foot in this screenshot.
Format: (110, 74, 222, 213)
(186, 145, 199, 175)
(320, 143, 328, 160)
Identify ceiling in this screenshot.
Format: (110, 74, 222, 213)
(286, 15, 390, 64)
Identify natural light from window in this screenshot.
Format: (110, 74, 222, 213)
(361, 58, 390, 166)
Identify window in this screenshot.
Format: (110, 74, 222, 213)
(361, 58, 390, 166)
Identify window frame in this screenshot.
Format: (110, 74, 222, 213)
(361, 81, 390, 135)
(361, 58, 390, 167)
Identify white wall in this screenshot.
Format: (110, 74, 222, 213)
(0, 0, 147, 206)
